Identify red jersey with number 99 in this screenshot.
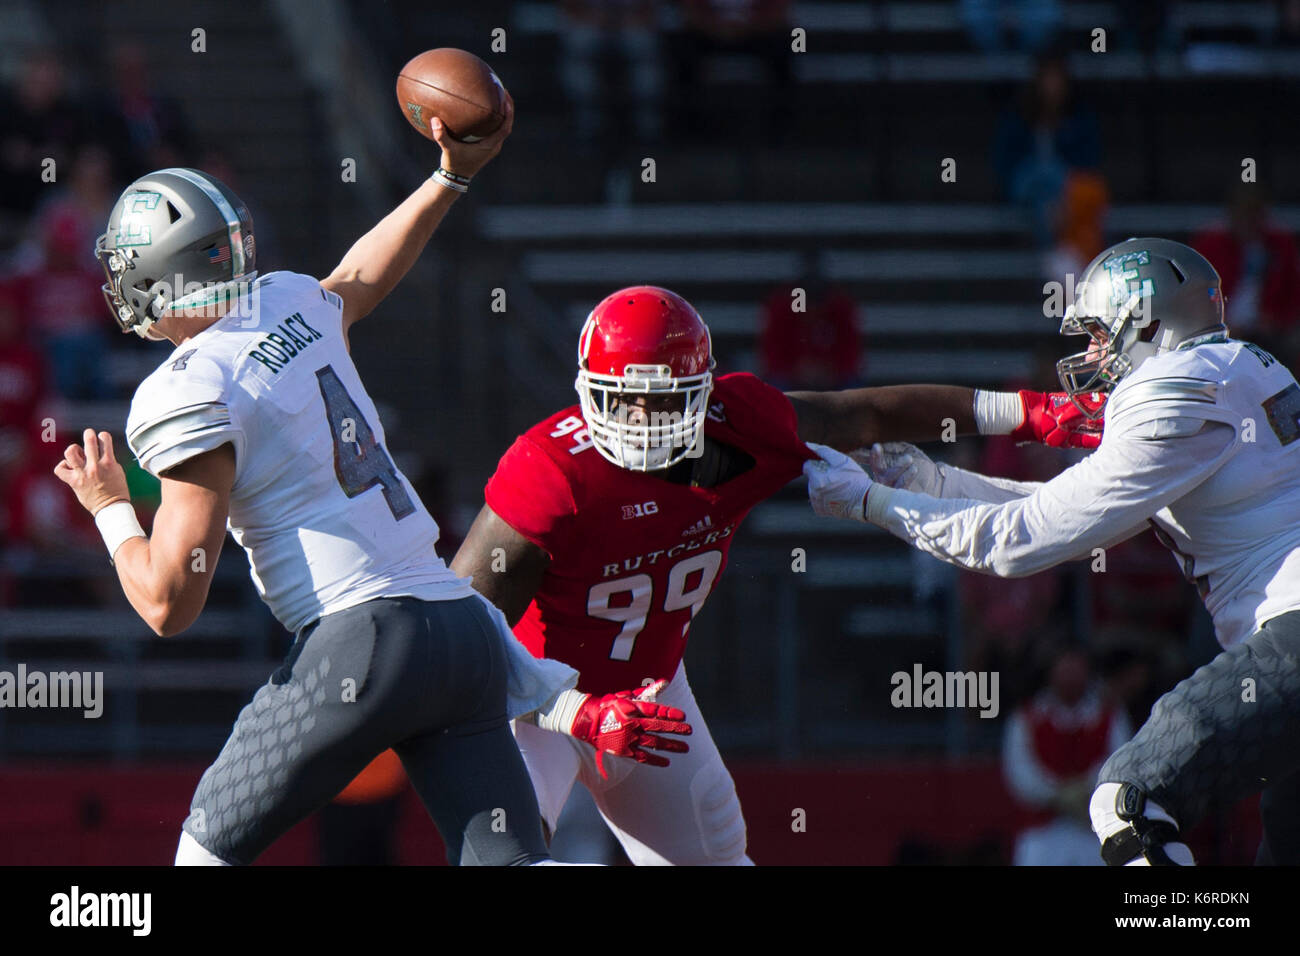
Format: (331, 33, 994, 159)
(485, 373, 815, 694)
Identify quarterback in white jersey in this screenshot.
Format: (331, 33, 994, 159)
(51, 104, 685, 866)
(125, 270, 472, 633)
(806, 238, 1300, 865)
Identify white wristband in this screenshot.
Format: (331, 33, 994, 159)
(534, 688, 589, 734)
(94, 500, 145, 561)
(973, 390, 1025, 435)
(430, 168, 469, 193)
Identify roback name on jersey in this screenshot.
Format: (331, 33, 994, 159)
(247, 312, 324, 374)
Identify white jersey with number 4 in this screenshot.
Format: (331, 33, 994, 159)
(126, 271, 472, 632)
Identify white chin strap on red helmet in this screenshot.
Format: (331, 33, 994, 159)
(576, 363, 713, 472)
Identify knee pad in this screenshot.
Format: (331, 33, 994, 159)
(1090, 782, 1193, 866)
(690, 765, 748, 864)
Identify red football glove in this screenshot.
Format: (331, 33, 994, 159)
(569, 680, 692, 778)
(1012, 390, 1106, 449)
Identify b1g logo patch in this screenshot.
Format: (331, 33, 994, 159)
(621, 501, 658, 519)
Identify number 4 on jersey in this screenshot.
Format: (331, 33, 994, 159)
(316, 365, 415, 520)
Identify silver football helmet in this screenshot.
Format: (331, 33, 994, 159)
(1057, 237, 1226, 418)
(95, 167, 257, 339)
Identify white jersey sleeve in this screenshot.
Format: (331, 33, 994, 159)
(866, 418, 1236, 578)
(126, 352, 245, 477)
(936, 464, 1042, 503)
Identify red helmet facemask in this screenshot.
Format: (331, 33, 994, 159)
(575, 286, 715, 472)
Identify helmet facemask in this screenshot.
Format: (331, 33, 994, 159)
(95, 236, 155, 338)
(577, 364, 713, 472)
(1056, 288, 1155, 419)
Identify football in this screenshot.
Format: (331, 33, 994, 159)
(395, 48, 508, 143)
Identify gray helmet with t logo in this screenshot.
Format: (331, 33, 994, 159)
(1057, 237, 1226, 417)
(95, 167, 257, 339)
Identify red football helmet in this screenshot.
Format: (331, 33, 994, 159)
(576, 286, 715, 471)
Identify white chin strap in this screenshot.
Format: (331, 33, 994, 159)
(133, 316, 164, 340)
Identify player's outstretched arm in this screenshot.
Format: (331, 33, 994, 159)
(54, 433, 234, 637)
(805, 422, 1232, 577)
(450, 502, 549, 627)
(787, 386, 1103, 451)
(321, 93, 514, 335)
(859, 442, 1041, 503)
(788, 385, 976, 449)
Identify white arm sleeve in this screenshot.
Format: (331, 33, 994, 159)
(867, 422, 1236, 577)
(936, 463, 1043, 503)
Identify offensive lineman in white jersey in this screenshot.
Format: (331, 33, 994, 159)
(805, 238, 1300, 865)
(53, 101, 690, 865)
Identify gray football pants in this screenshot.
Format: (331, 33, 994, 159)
(1099, 610, 1300, 863)
(181, 595, 550, 865)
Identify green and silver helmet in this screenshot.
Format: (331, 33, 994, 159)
(95, 167, 257, 339)
(1057, 238, 1226, 418)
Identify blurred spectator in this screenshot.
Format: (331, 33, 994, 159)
(672, 0, 793, 138)
(961, 0, 1062, 55)
(994, 52, 1100, 247)
(1003, 645, 1132, 865)
(1192, 184, 1300, 360)
(12, 144, 117, 274)
(98, 41, 194, 177)
(4, 435, 99, 555)
(560, 1, 664, 145)
(0, 280, 48, 509)
(1, 433, 109, 607)
(12, 207, 112, 399)
(1042, 169, 1109, 283)
(759, 255, 862, 389)
(0, 48, 93, 224)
